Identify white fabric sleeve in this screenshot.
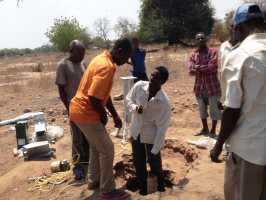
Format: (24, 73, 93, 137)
(151, 101, 171, 155)
(126, 85, 138, 113)
(223, 55, 245, 109)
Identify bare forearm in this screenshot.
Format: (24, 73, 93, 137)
(106, 97, 119, 118)
(216, 107, 241, 147)
(89, 96, 106, 116)
(58, 86, 69, 111)
(198, 64, 217, 73)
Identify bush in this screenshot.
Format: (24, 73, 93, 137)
(46, 17, 91, 52)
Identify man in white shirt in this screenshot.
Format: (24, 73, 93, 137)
(219, 19, 240, 104)
(210, 3, 266, 200)
(126, 66, 171, 195)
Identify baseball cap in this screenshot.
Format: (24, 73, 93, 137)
(233, 3, 264, 26)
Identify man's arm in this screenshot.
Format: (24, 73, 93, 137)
(151, 102, 171, 155)
(57, 85, 69, 112)
(126, 85, 138, 112)
(106, 97, 122, 128)
(55, 62, 69, 111)
(210, 107, 241, 162)
(197, 50, 218, 73)
(89, 96, 108, 125)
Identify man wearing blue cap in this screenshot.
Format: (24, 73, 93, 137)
(210, 3, 266, 200)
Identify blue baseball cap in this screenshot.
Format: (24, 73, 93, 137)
(233, 3, 264, 26)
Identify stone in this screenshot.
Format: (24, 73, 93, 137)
(23, 108, 32, 113)
(113, 94, 124, 101)
(48, 109, 54, 116)
(62, 109, 68, 116)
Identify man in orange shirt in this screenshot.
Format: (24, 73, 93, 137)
(70, 38, 132, 200)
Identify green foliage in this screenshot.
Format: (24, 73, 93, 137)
(0, 45, 56, 57)
(0, 48, 32, 57)
(34, 44, 57, 53)
(212, 10, 234, 42)
(90, 37, 111, 48)
(138, 0, 214, 44)
(46, 17, 90, 52)
(114, 17, 138, 38)
(212, 20, 230, 42)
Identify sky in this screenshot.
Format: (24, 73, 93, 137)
(0, 0, 241, 49)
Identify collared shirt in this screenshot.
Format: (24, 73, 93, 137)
(188, 48, 221, 97)
(55, 58, 86, 102)
(131, 48, 146, 77)
(70, 50, 116, 123)
(223, 33, 266, 166)
(220, 42, 240, 103)
(219, 41, 233, 71)
(126, 81, 171, 155)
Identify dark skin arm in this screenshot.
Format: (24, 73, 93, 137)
(57, 85, 69, 113)
(89, 96, 108, 126)
(106, 97, 122, 128)
(210, 107, 241, 162)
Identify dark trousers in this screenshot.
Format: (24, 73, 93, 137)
(131, 136, 164, 189)
(134, 73, 149, 83)
(70, 121, 90, 171)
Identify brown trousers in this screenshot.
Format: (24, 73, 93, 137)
(224, 153, 266, 200)
(76, 122, 115, 193)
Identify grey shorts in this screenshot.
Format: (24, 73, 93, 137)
(224, 153, 266, 200)
(197, 95, 221, 120)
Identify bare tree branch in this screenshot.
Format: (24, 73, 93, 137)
(93, 18, 111, 41)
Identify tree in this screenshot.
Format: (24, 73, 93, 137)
(138, 0, 214, 44)
(46, 17, 90, 52)
(93, 17, 111, 42)
(114, 17, 138, 38)
(212, 19, 229, 42)
(224, 10, 234, 28)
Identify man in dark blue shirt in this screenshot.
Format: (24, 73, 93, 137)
(129, 38, 149, 82)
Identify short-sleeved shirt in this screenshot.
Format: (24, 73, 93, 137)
(131, 48, 146, 77)
(219, 41, 233, 71)
(55, 58, 86, 102)
(223, 33, 266, 166)
(69, 50, 116, 123)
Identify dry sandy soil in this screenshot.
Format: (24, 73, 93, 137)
(0, 47, 225, 200)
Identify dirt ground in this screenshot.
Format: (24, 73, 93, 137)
(0, 47, 225, 200)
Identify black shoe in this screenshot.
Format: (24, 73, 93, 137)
(157, 185, 165, 192)
(139, 187, 148, 196)
(138, 180, 148, 196)
(73, 166, 85, 180)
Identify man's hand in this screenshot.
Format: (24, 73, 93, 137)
(128, 137, 134, 143)
(194, 65, 201, 71)
(100, 111, 108, 126)
(137, 105, 143, 114)
(210, 142, 223, 162)
(113, 115, 122, 129)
